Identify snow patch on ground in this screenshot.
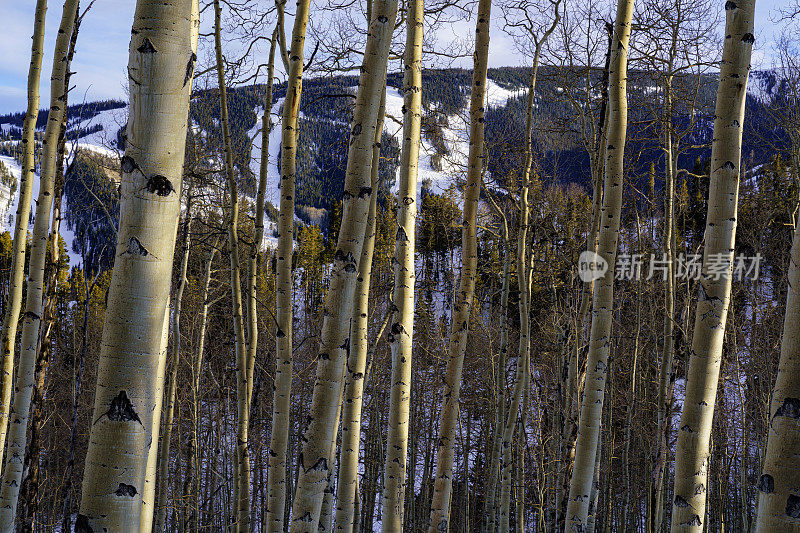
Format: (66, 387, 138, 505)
(0, 156, 24, 234)
(248, 98, 288, 251)
(485, 79, 527, 108)
(65, 107, 126, 159)
(0, 153, 81, 267)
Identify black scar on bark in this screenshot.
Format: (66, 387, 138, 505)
(126, 237, 150, 257)
(674, 495, 690, 508)
(295, 512, 313, 523)
(758, 473, 774, 493)
(724, 0, 737, 9)
(377, 15, 388, 23)
(276, 328, 286, 338)
(306, 457, 328, 472)
(351, 123, 362, 136)
(98, 390, 142, 425)
(358, 186, 372, 198)
(686, 515, 702, 526)
(787, 495, 800, 518)
(137, 37, 157, 54)
(774, 397, 800, 419)
(396, 226, 409, 242)
(120, 155, 142, 175)
(114, 483, 138, 497)
(145, 174, 175, 196)
(75, 515, 94, 533)
(742, 33, 755, 44)
(184, 52, 197, 87)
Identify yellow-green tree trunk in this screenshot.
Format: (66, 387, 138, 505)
(381, 0, 422, 526)
(266, 0, 312, 528)
(427, 1, 490, 530)
(0, 0, 48, 476)
(0, 0, 78, 527)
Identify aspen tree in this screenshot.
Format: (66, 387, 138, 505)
(0, 0, 47, 469)
(558, 25, 613, 525)
(381, 0, 422, 525)
(139, 307, 171, 533)
(77, 0, 197, 529)
(334, 91, 386, 533)
(246, 25, 277, 420)
(756, 194, 800, 532)
(653, 93, 677, 533)
(21, 3, 82, 528)
(671, 1, 754, 530)
(265, 0, 312, 527)
(483, 188, 510, 532)
(289, 0, 398, 528)
(497, 5, 560, 529)
(0, 0, 79, 527)
(211, 1, 251, 529)
(185, 242, 218, 533)
(564, 0, 634, 529)
(427, 1, 490, 530)
(154, 206, 192, 532)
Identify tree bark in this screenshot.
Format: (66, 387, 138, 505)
(334, 90, 386, 533)
(671, 1, 754, 530)
(289, 0, 398, 528)
(756, 186, 800, 532)
(0, 0, 48, 470)
(564, 0, 634, 529)
(139, 307, 171, 533)
(427, 1, 490, 530)
(381, 0, 423, 525)
(265, 0, 312, 526)
(77, 0, 197, 528)
(0, 0, 79, 527)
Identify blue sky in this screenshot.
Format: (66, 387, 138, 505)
(0, 0, 789, 114)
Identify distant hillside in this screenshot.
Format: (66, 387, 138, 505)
(0, 67, 792, 232)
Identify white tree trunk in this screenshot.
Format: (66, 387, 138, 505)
(564, 0, 634, 529)
(671, 0, 754, 530)
(77, 0, 197, 529)
(289, 1, 398, 529)
(0, 0, 48, 470)
(756, 195, 800, 532)
(334, 90, 386, 533)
